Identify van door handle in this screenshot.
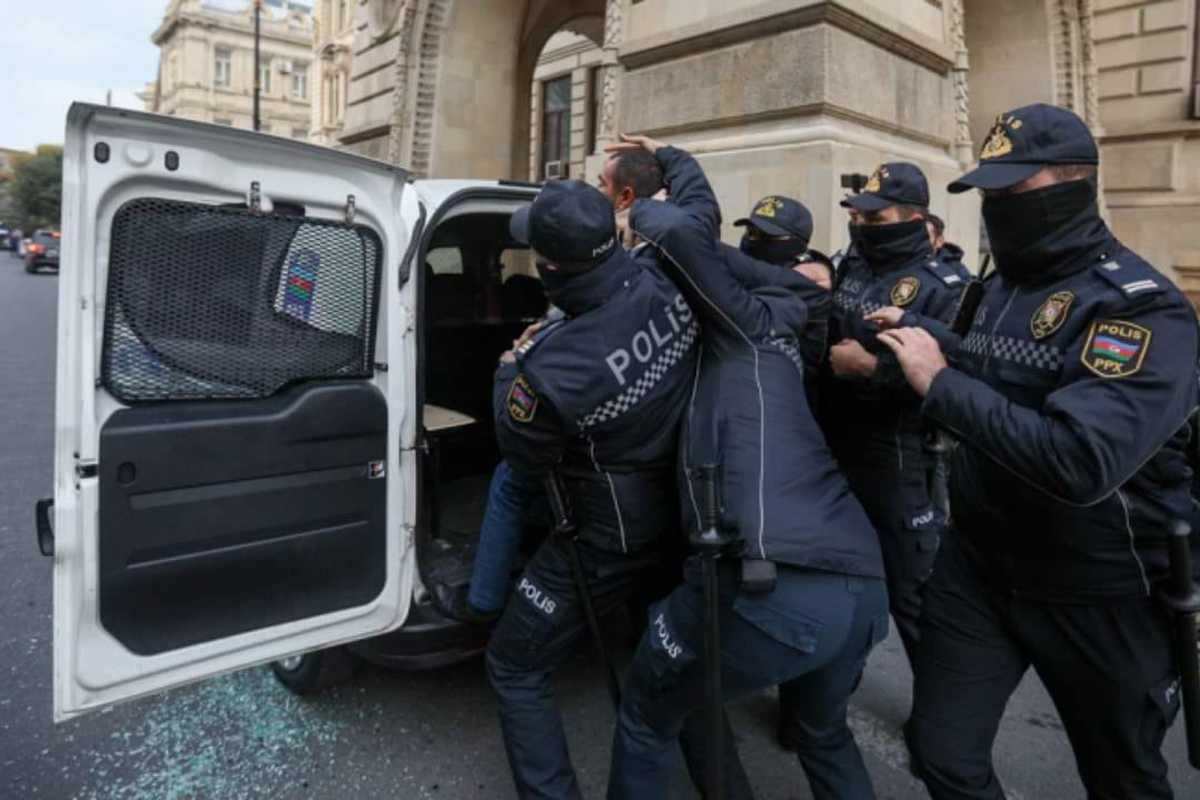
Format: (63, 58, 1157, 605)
(35, 498, 54, 557)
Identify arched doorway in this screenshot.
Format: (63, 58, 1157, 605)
(384, 0, 606, 180)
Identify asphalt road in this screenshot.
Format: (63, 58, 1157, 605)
(1, 246, 1197, 799)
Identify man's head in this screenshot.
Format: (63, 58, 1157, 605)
(734, 195, 813, 265)
(925, 213, 946, 252)
(948, 103, 1098, 196)
(839, 163, 930, 225)
(509, 180, 618, 275)
(598, 149, 664, 211)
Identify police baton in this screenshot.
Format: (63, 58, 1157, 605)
(691, 464, 737, 799)
(1161, 519, 1200, 769)
(544, 470, 622, 710)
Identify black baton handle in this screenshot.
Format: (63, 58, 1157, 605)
(1163, 519, 1200, 769)
(692, 464, 733, 799)
(544, 471, 622, 710)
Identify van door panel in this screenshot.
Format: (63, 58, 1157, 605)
(98, 382, 387, 655)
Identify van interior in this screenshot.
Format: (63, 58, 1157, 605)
(418, 207, 549, 616)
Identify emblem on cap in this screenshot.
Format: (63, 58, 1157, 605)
(979, 114, 1018, 160)
(507, 374, 539, 422)
(1030, 291, 1074, 340)
(864, 167, 889, 194)
(1081, 319, 1151, 379)
(755, 197, 783, 218)
(891, 276, 920, 307)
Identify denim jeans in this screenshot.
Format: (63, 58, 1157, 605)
(467, 460, 542, 613)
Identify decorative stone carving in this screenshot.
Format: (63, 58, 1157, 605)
(949, 0, 973, 166)
(595, 0, 624, 150)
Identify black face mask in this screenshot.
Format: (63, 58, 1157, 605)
(982, 179, 1104, 285)
(739, 235, 809, 266)
(850, 219, 931, 269)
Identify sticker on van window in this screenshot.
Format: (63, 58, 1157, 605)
(368, 460, 386, 479)
(282, 249, 320, 322)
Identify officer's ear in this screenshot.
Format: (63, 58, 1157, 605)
(615, 186, 637, 212)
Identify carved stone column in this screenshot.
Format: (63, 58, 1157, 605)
(594, 0, 624, 151)
(1076, 0, 1101, 136)
(949, 0, 973, 166)
(387, 0, 420, 167)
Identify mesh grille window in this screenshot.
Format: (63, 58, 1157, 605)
(102, 198, 382, 402)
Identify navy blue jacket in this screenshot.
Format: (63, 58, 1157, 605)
(826, 239, 970, 447)
(631, 149, 883, 578)
(493, 250, 699, 556)
(917, 238, 1199, 600)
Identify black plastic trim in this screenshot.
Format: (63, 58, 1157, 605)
(35, 498, 54, 557)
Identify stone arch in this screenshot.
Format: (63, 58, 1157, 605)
(385, 0, 606, 179)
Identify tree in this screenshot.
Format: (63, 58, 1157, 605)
(10, 145, 63, 230)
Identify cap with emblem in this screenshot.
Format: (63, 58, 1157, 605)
(840, 162, 930, 212)
(509, 180, 618, 273)
(949, 103, 1098, 194)
(734, 195, 813, 242)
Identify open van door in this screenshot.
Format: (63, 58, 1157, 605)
(50, 104, 420, 721)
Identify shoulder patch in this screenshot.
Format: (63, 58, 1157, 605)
(1092, 257, 1166, 300)
(1031, 290, 1075, 340)
(891, 276, 921, 307)
(922, 259, 963, 287)
(507, 374, 539, 422)
(1081, 319, 1151, 379)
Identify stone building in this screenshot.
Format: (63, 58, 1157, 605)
(143, 0, 316, 140)
(318, 1, 1198, 287)
(311, 0, 357, 145)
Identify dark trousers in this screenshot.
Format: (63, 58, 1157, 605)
(486, 535, 749, 800)
(608, 565, 888, 800)
(839, 439, 943, 662)
(908, 533, 1181, 800)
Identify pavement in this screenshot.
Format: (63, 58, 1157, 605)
(1, 246, 1198, 799)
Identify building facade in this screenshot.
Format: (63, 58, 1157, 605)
(315, 1, 1198, 289)
(311, 0, 357, 145)
(144, 0, 316, 140)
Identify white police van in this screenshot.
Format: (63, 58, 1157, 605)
(40, 103, 549, 720)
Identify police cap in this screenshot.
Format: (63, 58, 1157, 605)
(840, 162, 930, 212)
(949, 103, 1098, 193)
(734, 195, 813, 241)
(509, 180, 618, 273)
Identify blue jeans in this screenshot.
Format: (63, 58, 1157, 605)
(467, 461, 542, 613)
(609, 564, 889, 800)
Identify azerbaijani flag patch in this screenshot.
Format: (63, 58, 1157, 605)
(1081, 319, 1151, 379)
(507, 374, 539, 423)
(283, 249, 320, 321)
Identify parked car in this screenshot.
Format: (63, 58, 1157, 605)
(0, 223, 10, 250)
(24, 230, 61, 273)
(39, 103, 548, 720)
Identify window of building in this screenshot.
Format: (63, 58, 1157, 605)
(214, 47, 232, 88)
(259, 59, 272, 95)
(292, 63, 308, 99)
(541, 76, 572, 179)
(587, 67, 602, 156)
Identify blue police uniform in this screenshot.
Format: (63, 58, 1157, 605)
(822, 162, 971, 663)
(901, 103, 1199, 800)
(485, 179, 700, 800)
(608, 150, 887, 800)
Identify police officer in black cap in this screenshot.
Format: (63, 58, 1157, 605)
(486, 178, 701, 800)
(605, 137, 887, 800)
(877, 103, 1199, 798)
(817, 162, 970, 670)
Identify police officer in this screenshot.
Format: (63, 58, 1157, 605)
(486, 178, 702, 800)
(820, 162, 970, 667)
(878, 103, 1199, 799)
(607, 137, 888, 800)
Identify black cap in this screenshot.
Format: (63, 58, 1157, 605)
(949, 103, 1098, 193)
(840, 162, 930, 211)
(734, 195, 813, 241)
(509, 180, 618, 272)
